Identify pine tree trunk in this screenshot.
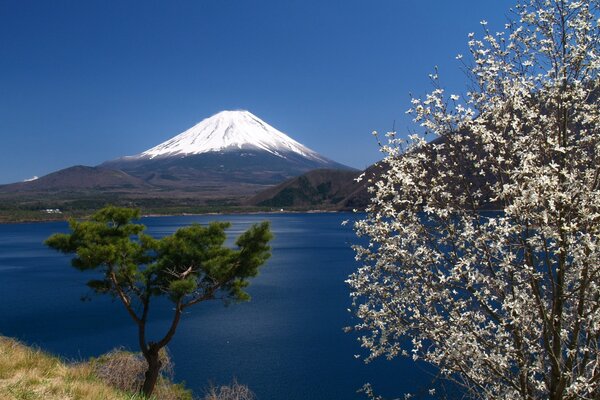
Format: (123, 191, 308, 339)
(141, 348, 162, 397)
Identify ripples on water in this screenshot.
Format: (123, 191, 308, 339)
(0, 213, 437, 399)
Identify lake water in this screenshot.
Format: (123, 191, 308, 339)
(0, 213, 437, 399)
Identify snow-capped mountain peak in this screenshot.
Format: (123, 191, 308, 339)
(130, 110, 325, 161)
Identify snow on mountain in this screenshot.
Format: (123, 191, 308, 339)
(128, 110, 327, 162)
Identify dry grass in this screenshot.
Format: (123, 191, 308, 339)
(0, 336, 132, 400)
(90, 348, 191, 400)
(0, 337, 192, 400)
(202, 380, 255, 400)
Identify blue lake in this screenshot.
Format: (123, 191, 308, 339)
(0, 213, 437, 399)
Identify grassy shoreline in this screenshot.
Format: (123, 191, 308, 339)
(0, 336, 192, 400)
(0, 336, 135, 400)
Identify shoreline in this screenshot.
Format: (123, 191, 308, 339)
(0, 208, 355, 225)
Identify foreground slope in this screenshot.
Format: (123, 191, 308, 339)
(0, 337, 130, 400)
(0, 337, 192, 400)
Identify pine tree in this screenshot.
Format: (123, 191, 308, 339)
(46, 206, 272, 396)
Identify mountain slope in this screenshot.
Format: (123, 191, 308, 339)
(247, 168, 370, 209)
(129, 110, 327, 161)
(0, 166, 152, 194)
(102, 110, 352, 188)
(248, 132, 501, 212)
(0, 110, 356, 219)
(0, 337, 131, 400)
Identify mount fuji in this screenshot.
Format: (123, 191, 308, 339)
(102, 110, 352, 191)
(0, 110, 354, 216)
(127, 110, 327, 162)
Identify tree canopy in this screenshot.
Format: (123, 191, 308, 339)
(348, 1, 600, 399)
(46, 206, 273, 396)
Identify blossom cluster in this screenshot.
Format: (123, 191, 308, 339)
(348, 1, 600, 398)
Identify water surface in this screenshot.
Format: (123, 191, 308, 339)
(0, 213, 436, 399)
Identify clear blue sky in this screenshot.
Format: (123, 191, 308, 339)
(0, 0, 512, 184)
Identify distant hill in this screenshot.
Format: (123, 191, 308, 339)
(0, 166, 152, 194)
(245, 127, 507, 212)
(247, 164, 384, 210)
(248, 169, 359, 208)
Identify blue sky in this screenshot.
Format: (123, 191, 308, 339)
(0, 0, 512, 184)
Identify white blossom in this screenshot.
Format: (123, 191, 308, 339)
(348, 1, 600, 399)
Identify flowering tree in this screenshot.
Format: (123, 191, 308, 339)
(348, 1, 600, 399)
